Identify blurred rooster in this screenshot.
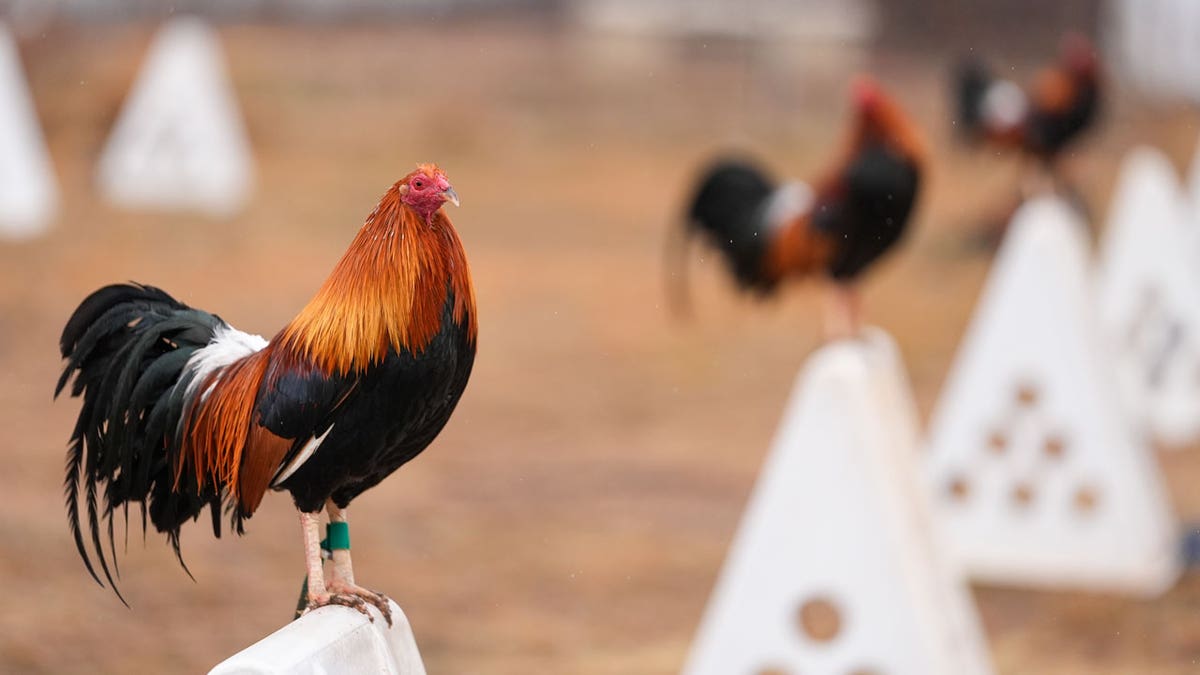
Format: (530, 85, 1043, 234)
(56, 165, 475, 624)
(955, 33, 1100, 180)
(671, 77, 925, 338)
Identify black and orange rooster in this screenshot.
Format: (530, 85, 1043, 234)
(671, 77, 925, 338)
(56, 164, 475, 624)
(956, 33, 1101, 185)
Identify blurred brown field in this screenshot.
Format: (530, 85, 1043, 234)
(1, 16, 1199, 674)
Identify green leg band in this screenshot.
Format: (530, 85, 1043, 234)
(326, 521, 350, 551)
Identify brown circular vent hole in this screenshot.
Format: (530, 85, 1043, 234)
(1011, 482, 1035, 508)
(987, 430, 1008, 455)
(1074, 486, 1100, 515)
(754, 667, 790, 675)
(848, 669, 883, 675)
(946, 475, 971, 503)
(1042, 434, 1067, 460)
(797, 596, 842, 643)
(1015, 383, 1040, 407)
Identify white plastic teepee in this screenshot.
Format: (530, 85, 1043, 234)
(1096, 147, 1200, 446)
(924, 197, 1180, 596)
(1189, 134, 1200, 220)
(1109, 0, 1200, 103)
(97, 17, 252, 216)
(684, 329, 993, 675)
(0, 23, 56, 239)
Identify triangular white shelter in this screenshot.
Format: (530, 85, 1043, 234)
(0, 23, 56, 239)
(97, 17, 252, 216)
(1109, 0, 1200, 103)
(685, 329, 993, 675)
(924, 197, 1180, 595)
(1189, 134, 1200, 219)
(1096, 148, 1200, 446)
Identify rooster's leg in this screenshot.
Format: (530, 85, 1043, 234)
(324, 501, 393, 626)
(300, 510, 374, 622)
(1020, 159, 1056, 200)
(823, 283, 861, 341)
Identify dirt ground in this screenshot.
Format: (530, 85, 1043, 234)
(1, 18, 1199, 674)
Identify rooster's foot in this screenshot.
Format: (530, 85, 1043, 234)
(320, 581, 393, 626)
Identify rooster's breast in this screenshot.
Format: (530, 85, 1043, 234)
(278, 294, 476, 511)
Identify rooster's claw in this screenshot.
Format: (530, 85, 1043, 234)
(310, 583, 393, 627)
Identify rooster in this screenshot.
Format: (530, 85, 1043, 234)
(56, 164, 475, 624)
(955, 33, 1100, 189)
(671, 77, 925, 338)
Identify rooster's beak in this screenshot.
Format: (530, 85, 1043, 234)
(441, 187, 460, 207)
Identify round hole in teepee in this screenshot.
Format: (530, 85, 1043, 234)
(1074, 485, 1099, 515)
(1015, 382, 1040, 407)
(754, 667, 790, 675)
(1042, 434, 1066, 460)
(987, 430, 1008, 455)
(947, 475, 971, 503)
(796, 596, 841, 643)
(1011, 482, 1035, 508)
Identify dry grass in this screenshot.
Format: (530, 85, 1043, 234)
(1, 19, 1198, 674)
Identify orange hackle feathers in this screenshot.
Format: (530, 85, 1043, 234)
(816, 78, 927, 197)
(280, 171, 477, 375)
(1032, 68, 1077, 114)
(856, 82, 928, 169)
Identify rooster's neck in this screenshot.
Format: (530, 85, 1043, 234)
(279, 189, 476, 375)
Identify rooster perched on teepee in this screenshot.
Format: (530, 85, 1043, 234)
(672, 77, 925, 338)
(56, 164, 476, 625)
(955, 33, 1100, 175)
(953, 33, 1101, 237)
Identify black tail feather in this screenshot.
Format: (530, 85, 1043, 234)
(955, 57, 993, 141)
(59, 284, 177, 358)
(85, 459, 125, 605)
(108, 492, 121, 578)
(57, 283, 225, 601)
(680, 158, 780, 296)
(64, 434, 100, 586)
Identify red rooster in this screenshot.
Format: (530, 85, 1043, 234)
(56, 164, 475, 624)
(672, 77, 926, 338)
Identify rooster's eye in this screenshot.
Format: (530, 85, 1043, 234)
(413, 180, 424, 189)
